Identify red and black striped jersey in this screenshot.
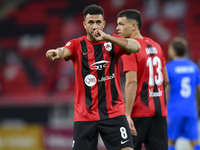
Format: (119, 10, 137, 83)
(122, 37, 167, 117)
(64, 35, 130, 121)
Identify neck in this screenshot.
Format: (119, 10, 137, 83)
(130, 31, 143, 39)
(87, 35, 96, 42)
(174, 56, 184, 59)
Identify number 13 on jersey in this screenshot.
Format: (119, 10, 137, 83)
(147, 56, 163, 86)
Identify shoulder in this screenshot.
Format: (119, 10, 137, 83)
(69, 36, 86, 43)
(148, 38, 162, 49)
(111, 34, 123, 38)
(166, 61, 174, 69)
(188, 60, 199, 71)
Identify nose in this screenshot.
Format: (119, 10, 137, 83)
(116, 25, 119, 31)
(93, 24, 98, 30)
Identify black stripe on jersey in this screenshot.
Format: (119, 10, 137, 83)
(140, 82, 149, 106)
(147, 44, 155, 57)
(93, 44, 109, 120)
(109, 43, 118, 106)
(153, 84, 162, 116)
(81, 40, 92, 110)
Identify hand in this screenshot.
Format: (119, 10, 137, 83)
(92, 29, 108, 41)
(46, 49, 59, 61)
(126, 116, 137, 136)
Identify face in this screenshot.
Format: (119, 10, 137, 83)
(116, 17, 134, 38)
(83, 14, 105, 41)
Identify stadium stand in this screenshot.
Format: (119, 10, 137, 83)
(0, 0, 199, 106)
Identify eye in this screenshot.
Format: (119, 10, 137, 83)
(96, 20, 102, 24)
(88, 21, 94, 24)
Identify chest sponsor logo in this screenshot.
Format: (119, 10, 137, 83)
(104, 42, 112, 51)
(149, 88, 162, 97)
(84, 74, 97, 87)
(98, 73, 115, 82)
(145, 47, 158, 55)
(90, 60, 109, 70)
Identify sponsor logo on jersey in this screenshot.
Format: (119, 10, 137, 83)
(149, 88, 162, 97)
(145, 47, 158, 54)
(104, 42, 112, 51)
(98, 73, 115, 82)
(84, 74, 97, 87)
(90, 60, 109, 70)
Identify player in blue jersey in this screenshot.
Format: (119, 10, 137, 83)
(166, 37, 200, 150)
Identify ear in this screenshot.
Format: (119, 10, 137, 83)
(103, 20, 106, 29)
(83, 21, 86, 29)
(131, 22, 137, 31)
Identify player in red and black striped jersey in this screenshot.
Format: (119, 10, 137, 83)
(46, 4, 140, 150)
(117, 10, 169, 150)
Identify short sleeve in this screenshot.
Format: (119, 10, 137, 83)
(158, 44, 166, 67)
(64, 39, 76, 61)
(121, 53, 137, 73)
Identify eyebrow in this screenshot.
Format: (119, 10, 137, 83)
(87, 19, 102, 23)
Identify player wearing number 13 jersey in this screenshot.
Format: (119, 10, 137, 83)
(117, 10, 169, 150)
(166, 37, 200, 150)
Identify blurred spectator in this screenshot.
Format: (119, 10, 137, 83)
(143, 0, 160, 20)
(163, 0, 187, 19)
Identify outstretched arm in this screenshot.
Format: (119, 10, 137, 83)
(92, 29, 141, 53)
(125, 71, 137, 136)
(46, 47, 71, 61)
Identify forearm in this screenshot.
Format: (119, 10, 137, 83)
(105, 35, 140, 53)
(125, 82, 137, 116)
(163, 67, 169, 89)
(56, 47, 71, 59)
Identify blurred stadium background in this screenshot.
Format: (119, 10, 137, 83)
(0, 0, 199, 149)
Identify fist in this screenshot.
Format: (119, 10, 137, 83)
(46, 49, 59, 61)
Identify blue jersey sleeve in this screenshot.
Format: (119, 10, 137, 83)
(196, 66, 200, 85)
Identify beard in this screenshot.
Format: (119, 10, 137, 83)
(86, 30, 96, 41)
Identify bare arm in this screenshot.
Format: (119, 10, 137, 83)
(125, 71, 137, 136)
(163, 67, 169, 89)
(46, 47, 71, 61)
(93, 29, 141, 53)
(163, 66, 169, 102)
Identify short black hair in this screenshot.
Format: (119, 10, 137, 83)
(170, 37, 188, 56)
(118, 9, 142, 30)
(83, 4, 104, 20)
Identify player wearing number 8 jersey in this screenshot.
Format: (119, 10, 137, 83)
(166, 37, 200, 150)
(117, 9, 169, 150)
(46, 4, 141, 150)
